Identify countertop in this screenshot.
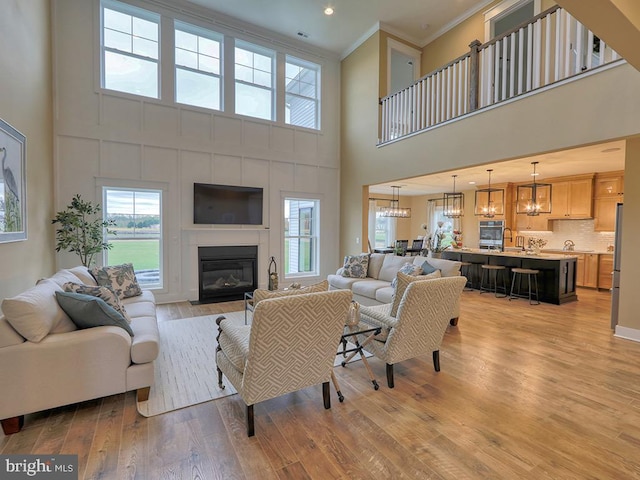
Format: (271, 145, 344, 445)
(454, 248, 578, 261)
(543, 249, 613, 255)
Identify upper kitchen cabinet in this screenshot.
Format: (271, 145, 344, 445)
(547, 174, 594, 219)
(594, 171, 624, 232)
(515, 213, 551, 232)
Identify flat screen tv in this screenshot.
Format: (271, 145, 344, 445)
(194, 183, 264, 225)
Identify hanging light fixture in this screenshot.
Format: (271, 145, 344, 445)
(516, 161, 552, 216)
(443, 174, 464, 218)
(474, 169, 504, 217)
(379, 186, 411, 218)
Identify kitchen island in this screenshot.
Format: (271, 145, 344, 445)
(442, 249, 578, 304)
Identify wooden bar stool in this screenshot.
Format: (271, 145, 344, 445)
(460, 261, 473, 291)
(509, 268, 540, 305)
(480, 264, 508, 298)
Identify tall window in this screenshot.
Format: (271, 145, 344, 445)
(285, 56, 320, 129)
(103, 188, 162, 288)
(175, 21, 223, 110)
(368, 200, 396, 249)
(101, 0, 160, 98)
(284, 198, 319, 277)
(234, 40, 275, 120)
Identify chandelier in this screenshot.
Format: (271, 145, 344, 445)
(516, 161, 552, 216)
(379, 186, 411, 218)
(474, 169, 504, 218)
(443, 174, 464, 218)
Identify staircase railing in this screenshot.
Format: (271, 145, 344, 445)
(379, 6, 621, 145)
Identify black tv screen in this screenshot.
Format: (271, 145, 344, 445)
(194, 183, 263, 225)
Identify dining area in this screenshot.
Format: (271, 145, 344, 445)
(373, 239, 426, 256)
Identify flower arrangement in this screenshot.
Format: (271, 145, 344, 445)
(528, 237, 548, 250)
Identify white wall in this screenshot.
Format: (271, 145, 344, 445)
(52, 0, 341, 302)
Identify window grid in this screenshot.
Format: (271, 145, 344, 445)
(285, 56, 320, 129)
(284, 198, 319, 277)
(234, 42, 275, 120)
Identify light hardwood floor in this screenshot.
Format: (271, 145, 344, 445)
(3, 288, 640, 479)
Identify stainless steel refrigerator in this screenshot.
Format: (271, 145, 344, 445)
(610, 203, 623, 330)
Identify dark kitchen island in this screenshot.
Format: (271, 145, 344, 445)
(442, 249, 578, 305)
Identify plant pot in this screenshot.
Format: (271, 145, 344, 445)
(429, 252, 442, 259)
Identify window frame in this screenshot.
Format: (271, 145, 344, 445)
(174, 20, 224, 111)
(100, 0, 161, 99)
(102, 186, 164, 290)
(234, 39, 276, 121)
(284, 196, 320, 279)
(284, 55, 321, 130)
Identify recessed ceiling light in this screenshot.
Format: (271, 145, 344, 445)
(468, 181, 476, 185)
(324, 6, 334, 15)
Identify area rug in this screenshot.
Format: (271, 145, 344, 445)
(137, 311, 372, 417)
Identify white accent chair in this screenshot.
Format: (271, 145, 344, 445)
(215, 289, 352, 436)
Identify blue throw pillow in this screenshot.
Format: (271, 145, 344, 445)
(420, 261, 438, 275)
(55, 291, 134, 337)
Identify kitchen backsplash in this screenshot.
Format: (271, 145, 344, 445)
(521, 219, 615, 252)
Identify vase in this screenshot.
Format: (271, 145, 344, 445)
(532, 247, 541, 255)
(429, 251, 442, 259)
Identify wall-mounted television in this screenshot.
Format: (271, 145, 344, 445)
(194, 183, 264, 225)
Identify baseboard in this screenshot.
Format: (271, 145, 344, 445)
(613, 325, 640, 343)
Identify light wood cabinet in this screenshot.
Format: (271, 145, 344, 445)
(583, 253, 599, 288)
(598, 254, 614, 290)
(515, 213, 551, 232)
(575, 253, 585, 286)
(549, 176, 594, 219)
(594, 172, 623, 232)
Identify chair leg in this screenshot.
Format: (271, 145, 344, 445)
(386, 363, 395, 388)
(247, 405, 255, 437)
(137, 386, 150, 402)
(433, 350, 441, 372)
(322, 381, 331, 409)
(217, 367, 225, 389)
(1, 415, 24, 435)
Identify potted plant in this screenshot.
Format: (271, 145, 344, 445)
(52, 194, 116, 267)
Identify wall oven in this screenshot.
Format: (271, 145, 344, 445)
(479, 220, 504, 249)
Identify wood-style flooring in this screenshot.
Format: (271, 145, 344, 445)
(3, 288, 640, 479)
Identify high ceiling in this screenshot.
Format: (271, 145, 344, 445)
(186, 0, 495, 57)
(369, 140, 626, 196)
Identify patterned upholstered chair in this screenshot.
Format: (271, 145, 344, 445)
(355, 274, 466, 388)
(215, 289, 352, 436)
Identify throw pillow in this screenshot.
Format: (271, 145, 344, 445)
(90, 263, 142, 299)
(55, 291, 134, 337)
(63, 282, 131, 323)
(420, 261, 438, 275)
(341, 254, 370, 278)
(390, 271, 424, 317)
(390, 263, 423, 289)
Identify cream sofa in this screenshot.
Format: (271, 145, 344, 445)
(328, 253, 463, 323)
(0, 266, 159, 434)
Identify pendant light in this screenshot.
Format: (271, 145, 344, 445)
(516, 161, 552, 216)
(474, 169, 504, 217)
(379, 186, 411, 218)
(443, 175, 464, 218)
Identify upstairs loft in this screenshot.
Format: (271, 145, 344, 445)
(378, 5, 623, 146)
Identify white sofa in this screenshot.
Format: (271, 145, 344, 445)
(328, 253, 463, 323)
(0, 266, 159, 434)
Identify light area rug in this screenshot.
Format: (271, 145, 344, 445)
(137, 310, 372, 417)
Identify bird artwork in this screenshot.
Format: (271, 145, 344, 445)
(1, 146, 21, 232)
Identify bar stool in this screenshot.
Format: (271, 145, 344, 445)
(459, 262, 473, 291)
(480, 264, 508, 297)
(509, 268, 540, 305)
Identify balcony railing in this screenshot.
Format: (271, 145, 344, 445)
(379, 6, 621, 145)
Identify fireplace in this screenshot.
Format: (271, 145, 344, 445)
(198, 246, 258, 303)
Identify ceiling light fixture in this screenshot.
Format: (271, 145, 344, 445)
(474, 169, 504, 218)
(379, 186, 411, 218)
(443, 175, 464, 218)
(324, 6, 334, 15)
(516, 161, 552, 216)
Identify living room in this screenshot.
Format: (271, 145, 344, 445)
(2, 0, 640, 477)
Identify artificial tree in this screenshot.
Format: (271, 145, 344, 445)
(51, 194, 116, 267)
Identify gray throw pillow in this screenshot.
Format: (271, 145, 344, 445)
(55, 291, 134, 336)
(420, 261, 438, 275)
(390, 263, 423, 289)
(90, 263, 142, 299)
(341, 254, 370, 278)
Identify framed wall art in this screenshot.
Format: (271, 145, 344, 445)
(0, 118, 27, 242)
